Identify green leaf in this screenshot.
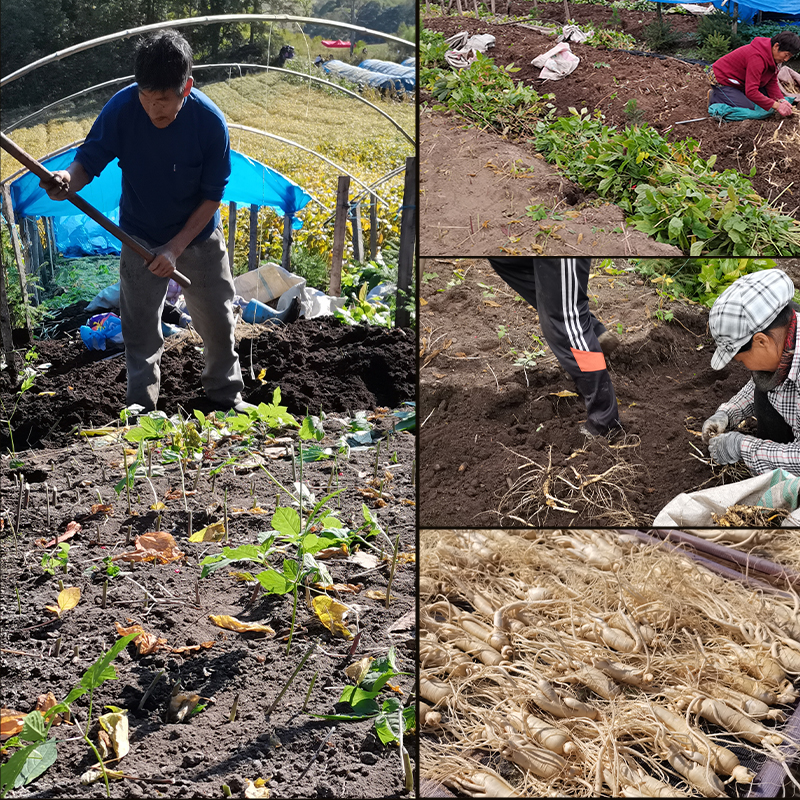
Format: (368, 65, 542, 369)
(14, 740, 57, 790)
(299, 416, 325, 441)
(1, 742, 49, 796)
(283, 558, 299, 583)
(255, 568, 292, 595)
(20, 712, 46, 744)
(80, 632, 140, 693)
(374, 699, 415, 745)
(271, 507, 301, 538)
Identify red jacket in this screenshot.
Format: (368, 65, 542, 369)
(712, 37, 782, 111)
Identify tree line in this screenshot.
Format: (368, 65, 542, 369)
(0, 0, 414, 113)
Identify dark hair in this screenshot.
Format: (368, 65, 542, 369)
(737, 301, 798, 354)
(134, 30, 192, 94)
(771, 31, 800, 55)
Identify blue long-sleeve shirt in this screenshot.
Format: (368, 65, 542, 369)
(75, 84, 231, 247)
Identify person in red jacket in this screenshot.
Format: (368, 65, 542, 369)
(710, 31, 800, 117)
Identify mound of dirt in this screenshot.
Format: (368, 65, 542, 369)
(418, 259, 784, 527)
(1, 311, 415, 452)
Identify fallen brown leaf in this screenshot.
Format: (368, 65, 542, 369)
(1, 709, 25, 741)
(208, 615, 275, 635)
(170, 641, 215, 656)
(113, 531, 184, 564)
(36, 521, 81, 548)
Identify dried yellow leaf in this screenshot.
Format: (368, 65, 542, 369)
(550, 390, 579, 398)
(311, 595, 354, 640)
(98, 710, 129, 759)
(81, 768, 125, 785)
(208, 615, 275, 635)
(188, 521, 226, 542)
(345, 656, 373, 686)
(57, 587, 81, 612)
(364, 589, 392, 601)
(244, 778, 271, 798)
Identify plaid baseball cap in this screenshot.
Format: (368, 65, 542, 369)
(709, 270, 795, 370)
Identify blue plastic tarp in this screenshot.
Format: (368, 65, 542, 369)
(323, 59, 415, 93)
(358, 58, 417, 84)
(654, 0, 800, 23)
(10, 147, 313, 256)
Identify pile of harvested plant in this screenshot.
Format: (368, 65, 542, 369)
(420, 529, 800, 798)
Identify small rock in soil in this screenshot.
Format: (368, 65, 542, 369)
(182, 751, 205, 767)
(360, 752, 378, 765)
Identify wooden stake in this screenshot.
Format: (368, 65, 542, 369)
(248, 204, 259, 271)
(369, 194, 378, 259)
(329, 176, 350, 297)
(395, 156, 416, 329)
(350, 202, 364, 263)
(1, 181, 32, 343)
(281, 213, 293, 270)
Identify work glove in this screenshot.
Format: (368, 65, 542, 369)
(776, 100, 793, 117)
(708, 431, 744, 465)
(701, 410, 729, 444)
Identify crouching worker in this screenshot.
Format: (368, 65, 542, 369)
(709, 31, 800, 118)
(703, 270, 800, 474)
(487, 257, 622, 439)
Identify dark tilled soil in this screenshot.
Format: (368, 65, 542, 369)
(0, 309, 417, 799)
(422, 7, 800, 241)
(418, 258, 800, 528)
(2, 310, 415, 453)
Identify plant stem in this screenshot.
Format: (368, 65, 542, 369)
(373, 439, 382, 479)
(123, 445, 132, 516)
(302, 670, 318, 712)
(178, 456, 188, 514)
(101, 580, 108, 609)
(224, 488, 229, 544)
(187, 509, 193, 540)
(228, 692, 239, 722)
(286, 582, 299, 655)
(267, 640, 316, 715)
(139, 669, 165, 710)
(385, 533, 401, 609)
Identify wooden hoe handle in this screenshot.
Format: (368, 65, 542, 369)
(0, 132, 191, 289)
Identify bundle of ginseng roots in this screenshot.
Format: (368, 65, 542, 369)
(419, 529, 800, 798)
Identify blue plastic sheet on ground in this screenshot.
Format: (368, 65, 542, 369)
(358, 58, 416, 84)
(651, 0, 800, 23)
(9, 147, 313, 257)
(323, 59, 415, 92)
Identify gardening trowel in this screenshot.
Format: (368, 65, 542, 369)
(0, 132, 191, 289)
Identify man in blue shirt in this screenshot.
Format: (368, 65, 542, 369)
(41, 30, 249, 413)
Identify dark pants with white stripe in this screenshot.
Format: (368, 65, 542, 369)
(488, 257, 620, 435)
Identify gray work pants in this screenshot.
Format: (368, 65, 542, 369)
(119, 225, 243, 411)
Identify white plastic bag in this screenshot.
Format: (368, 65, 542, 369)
(85, 282, 121, 311)
(532, 42, 580, 81)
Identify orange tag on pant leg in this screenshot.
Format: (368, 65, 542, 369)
(570, 347, 607, 372)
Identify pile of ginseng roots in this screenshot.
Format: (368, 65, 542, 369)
(419, 529, 800, 798)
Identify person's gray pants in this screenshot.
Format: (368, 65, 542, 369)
(119, 225, 244, 411)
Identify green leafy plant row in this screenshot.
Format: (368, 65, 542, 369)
(533, 108, 800, 256)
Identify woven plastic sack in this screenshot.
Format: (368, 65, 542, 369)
(653, 468, 800, 527)
(532, 43, 580, 81)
